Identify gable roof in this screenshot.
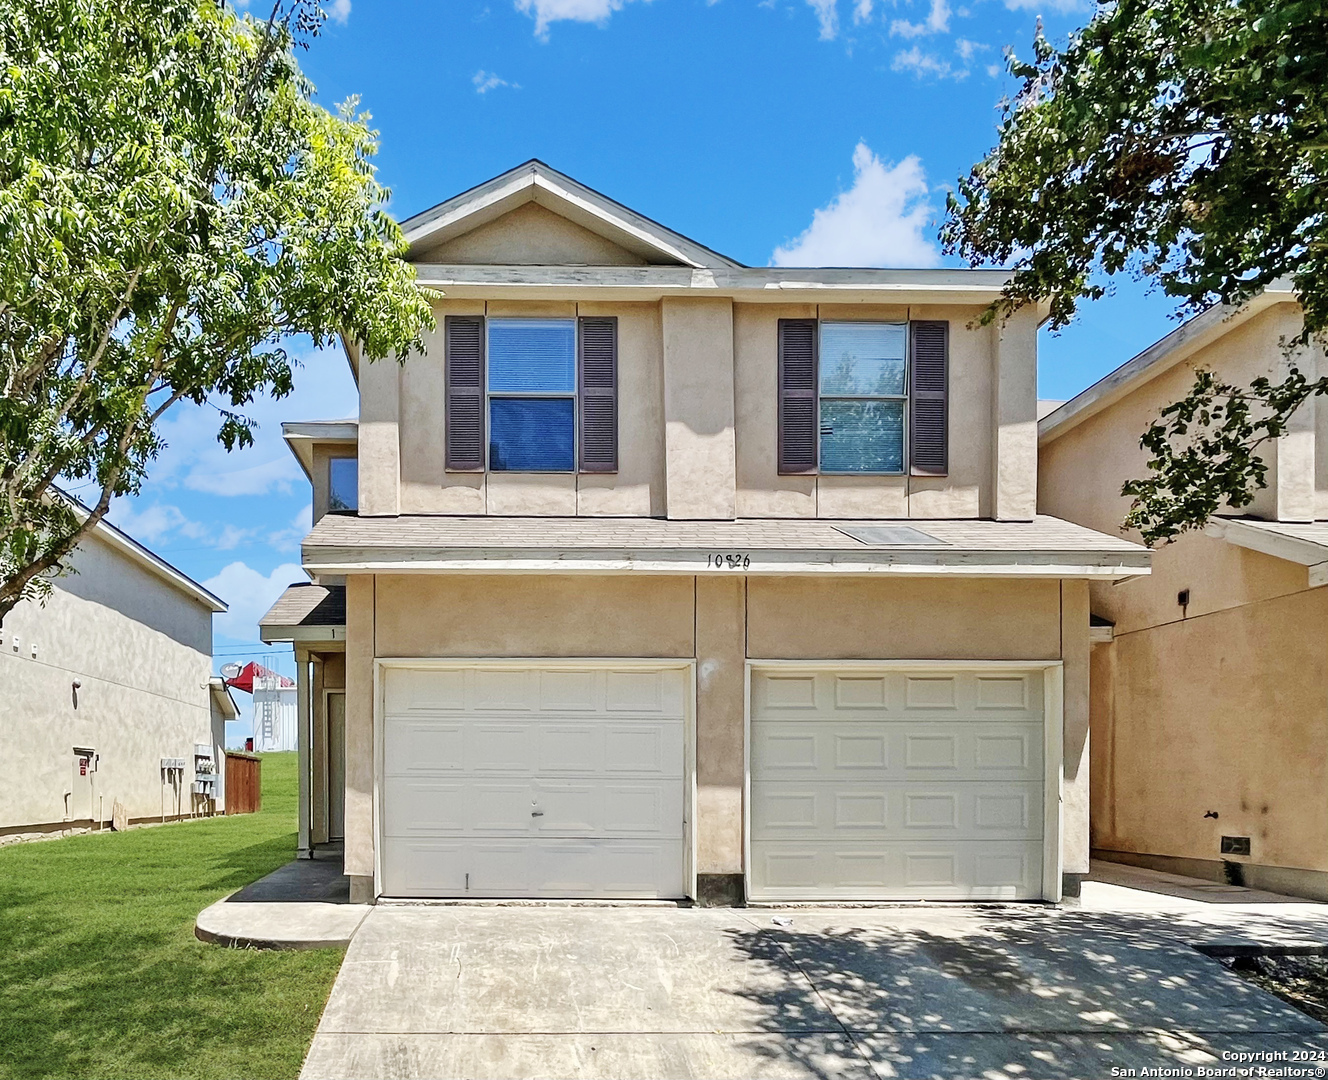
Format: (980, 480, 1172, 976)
(400, 160, 743, 270)
(1039, 281, 1298, 445)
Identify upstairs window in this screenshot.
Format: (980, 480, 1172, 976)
(487, 319, 577, 472)
(778, 319, 948, 477)
(445, 315, 618, 474)
(328, 457, 358, 511)
(818, 322, 908, 474)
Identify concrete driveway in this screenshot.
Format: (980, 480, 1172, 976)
(301, 900, 1328, 1080)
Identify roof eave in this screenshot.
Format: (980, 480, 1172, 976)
(401, 160, 743, 271)
(1039, 283, 1298, 445)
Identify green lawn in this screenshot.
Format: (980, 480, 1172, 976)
(0, 753, 343, 1080)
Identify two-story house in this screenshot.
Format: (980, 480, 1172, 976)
(1040, 285, 1328, 900)
(260, 161, 1148, 906)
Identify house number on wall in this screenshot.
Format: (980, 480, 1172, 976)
(706, 552, 751, 569)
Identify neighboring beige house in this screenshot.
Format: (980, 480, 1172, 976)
(1040, 283, 1328, 899)
(0, 511, 234, 841)
(261, 160, 1149, 905)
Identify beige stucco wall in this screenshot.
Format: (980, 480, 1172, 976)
(1040, 299, 1328, 877)
(414, 201, 651, 267)
(0, 532, 217, 837)
(341, 572, 1087, 890)
(377, 294, 1032, 521)
(733, 303, 995, 519)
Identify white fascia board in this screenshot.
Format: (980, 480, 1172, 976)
(281, 420, 358, 482)
(410, 265, 1014, 304)
(259, 622, 346, 645)
(1206, 517, 1328, 568)
(302, 547, 1150, 579)
(1039, 283, 1296, 446)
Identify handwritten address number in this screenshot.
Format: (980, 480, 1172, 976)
(706, 552, 751, 569)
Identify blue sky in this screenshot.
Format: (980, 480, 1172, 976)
(99, 0, 1185, 741)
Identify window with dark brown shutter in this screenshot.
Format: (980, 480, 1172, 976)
(578, 317, 617, 473)
(778, 319, 818, 474)
(909, 320, 949, 476)
(445, 315, 485, 471)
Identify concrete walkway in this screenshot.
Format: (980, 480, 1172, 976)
(300, 869, 1328, 1080)
(195, 844, 368, 950)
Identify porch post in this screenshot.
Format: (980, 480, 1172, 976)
(296, 646, 312, 859)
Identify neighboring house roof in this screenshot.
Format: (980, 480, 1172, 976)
(401, 159, 743, 270)
(282, 418, 358, 480)
(1038, 281, 1297, 445)
(71, 495, 227, 612)
(259, 582, 346, 645)
(1205, 518, 1328, 587)
(298, 514, 1149, 579)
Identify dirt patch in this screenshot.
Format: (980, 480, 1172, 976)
(1223, 954, 1328, 1026)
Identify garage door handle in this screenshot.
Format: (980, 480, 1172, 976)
(531, 811, 544, 817)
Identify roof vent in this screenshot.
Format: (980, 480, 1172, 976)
(833, 525, 948, 547)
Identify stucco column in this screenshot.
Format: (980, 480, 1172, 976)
(358, 356, 401, 517)
(694, 575, 746, 901)
(296, 648, 312, 859)
(661, 297, 737, 520)
(344, 574, 376, 902)
(311, 655, 328, 846)
(1061, 579, 1091, 881)
(990, 307, 1039, 521)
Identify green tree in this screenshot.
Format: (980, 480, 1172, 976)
(942, 0, 1328, 544)
(0, 0, 434, 623)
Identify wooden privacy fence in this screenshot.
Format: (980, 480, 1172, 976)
(224, 752, 261, 815)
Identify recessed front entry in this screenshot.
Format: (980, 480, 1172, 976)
(749, 665, 1051, 901)
(379, 663, 689, 899)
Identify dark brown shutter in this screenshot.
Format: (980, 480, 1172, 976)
(445, 315, 485, 471)
(578, 317, 618, 473)
(909, 320, 948, 476)
(778, 319, 818, 474)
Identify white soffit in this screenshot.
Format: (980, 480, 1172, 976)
(1038, 282, 1297, 446)
(400, 160, 741, 270)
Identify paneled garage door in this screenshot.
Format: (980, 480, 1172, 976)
(749, 666, 1049, 901)
(381, 663, 688, 899)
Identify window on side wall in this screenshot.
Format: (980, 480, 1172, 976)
(818, 322, 907, 474)
(328, 457, 358, 512)
(486, 318, 577, 472)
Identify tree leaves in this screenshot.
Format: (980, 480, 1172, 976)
(943, 0, 1328, 543)
(0, 0, 435, 620)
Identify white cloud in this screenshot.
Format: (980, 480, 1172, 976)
(890, 0, 950, 37)
(772, 143, 940, 268)
(954, 36, 987, 61)
(892, 44, 967, 79)
(326, 0, 350, 24)
(515, 0, 640, 36)
(1002, 0, 1089, 10)
(267, 504, 313, 553)
(204, 561, 306, 643)
(473, 70, 519, 94)
(805, 0, 839, 39)
(853, 0, 873, 20)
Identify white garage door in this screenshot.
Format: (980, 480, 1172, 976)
(381, 664, 688, 899)
(750, 666, 1048, 901)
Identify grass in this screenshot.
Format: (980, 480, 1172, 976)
(0, 753, 344, 1080)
